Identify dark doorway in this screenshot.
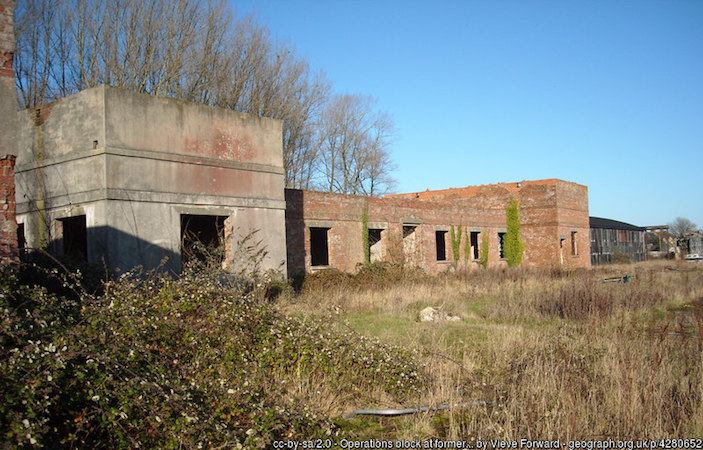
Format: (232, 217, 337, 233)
(436, 230, 447, 261)
(470, 231, 480, 260)
(180, 214, 227, 265)
(310, 227, 330, 266)
(59, 215, 87, 260)
(17, 223, 26, 259)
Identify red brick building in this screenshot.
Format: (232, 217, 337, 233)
(285, 179, 590, 277)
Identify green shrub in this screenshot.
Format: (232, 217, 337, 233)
(463, 227, 471, 265)
(612, 247, 631, 264)
(1, 261, 424, 448)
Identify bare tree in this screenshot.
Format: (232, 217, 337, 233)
(316, 94, 395, 196)
(14, 0, 397, 193)
(669, 217, 697, 238)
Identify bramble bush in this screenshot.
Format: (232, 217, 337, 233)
(1, 258, 424, 448)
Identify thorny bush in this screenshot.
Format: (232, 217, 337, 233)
(0, 260, 424, 448)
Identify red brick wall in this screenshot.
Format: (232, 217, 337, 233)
(0, 155, 18, 265)
(285, 179, 590, 276)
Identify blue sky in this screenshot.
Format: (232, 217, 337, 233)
(231, 0, 703, 228)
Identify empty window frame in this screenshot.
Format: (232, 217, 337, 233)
(368, 228, 383, 263)
(180, 214, 227, 265)
(58, 215, 87, 260)
(403, 225, 417, 262)
(470, 231, 480, 260)
(310, 227, 330, 266)
(571, 231, 578, 256)
(560, 237, 566, 265)
(498, 232, 506, 259)
(436, 230, 448, 261)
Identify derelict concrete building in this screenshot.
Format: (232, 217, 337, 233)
(14, 85, 287, 273)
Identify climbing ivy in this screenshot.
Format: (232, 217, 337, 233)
(362, 200, 370, 264)
(463, 227, 470, 265)
(504, 196, 524, 267)
(478, 233, 489, 268)
(450, 225, 462, 265)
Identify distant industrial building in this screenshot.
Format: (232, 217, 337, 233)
(590, 217, 646, 265)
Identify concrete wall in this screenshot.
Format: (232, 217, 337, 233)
(0, 0, 15, 159)
(15, 85, 287, 274)
(0, 0, 17, 266)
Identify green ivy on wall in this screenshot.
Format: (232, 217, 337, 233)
(362, 200, 370, 264)
(504, 196, 524, 267)
(450, 224, 462, 265)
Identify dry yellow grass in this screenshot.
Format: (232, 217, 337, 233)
(280, 260, 703, 439)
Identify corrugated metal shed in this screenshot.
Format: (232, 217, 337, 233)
(590, 217, 646, 265)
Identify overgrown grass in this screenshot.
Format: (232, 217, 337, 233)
(286, 260, 703, 439)
(2, 259, 702, 446)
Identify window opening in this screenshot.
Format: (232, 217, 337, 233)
(436, 230, 448, 261)
(59, 215, 87, 260)
(470, 231, 479, 259)
(310, 227, 330, 266)
(498, 232, 506, 259)
(368, 228, 383, 263)
(571, 231, 578, 256)
(403, 225, 417, 263)
(560, 237, 566, 265)
(180, 214, 227, 265)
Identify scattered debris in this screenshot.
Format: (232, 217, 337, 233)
(602, 275, 630, 284)
(344, 400, 491, 419)
(419, 306, 462, 322)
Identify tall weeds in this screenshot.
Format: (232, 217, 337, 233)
(291, 261, 703, 439)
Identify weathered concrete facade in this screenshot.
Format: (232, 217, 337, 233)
(0, 1, 15, 156)
(15, 85, 287, 273)
(286, 179, 590, 277)
(0, 0, 18, 266)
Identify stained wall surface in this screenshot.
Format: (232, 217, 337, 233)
(0, 0, 15, 159)
(0, 0, 18, 266)
(15, 85, 287, 274)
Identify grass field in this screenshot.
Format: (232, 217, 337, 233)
(2, 259, 702, 447)
(285, 261, 703, 440)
